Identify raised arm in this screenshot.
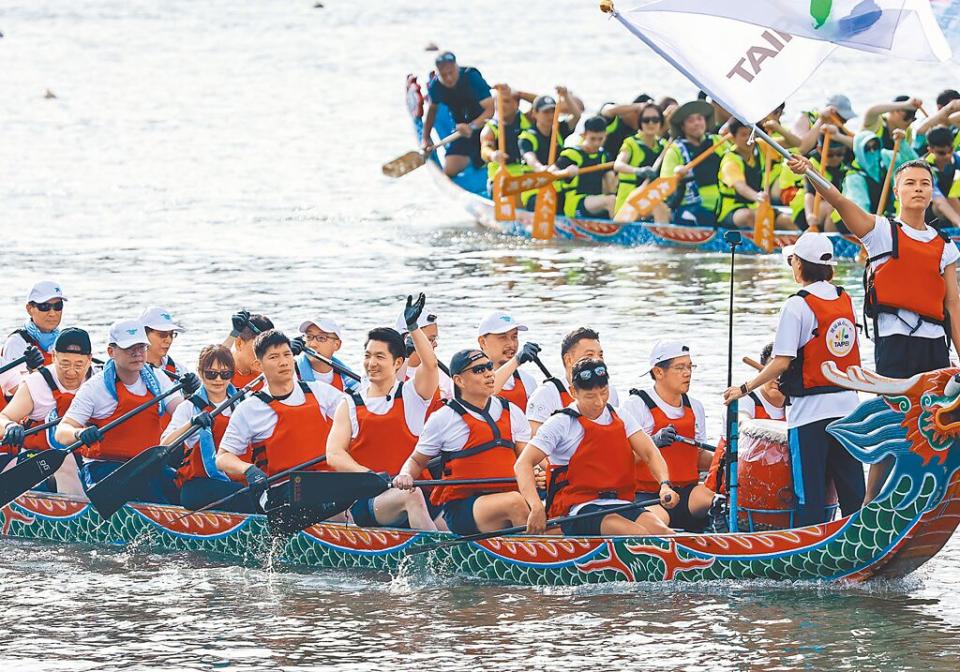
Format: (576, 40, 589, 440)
(786, 154, 876, 238)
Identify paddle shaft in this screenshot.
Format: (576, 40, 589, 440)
(0, 354, 29, 377)
(496, 85, 507, 156)
(752, 125, 831, 191)
(425, 131, 461, 155)
(876, 137, 901, 216)
(678, 134, 730, 175)
(724, 232, 741, 533)
(812, 130, 832, 225)
(409, 498, 661, 555)
(530, 355, 554, 381)
(303, 347, 361, 382)
(675, 435, 716, 452)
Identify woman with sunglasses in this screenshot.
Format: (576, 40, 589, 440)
(613, 102, 669, 219)
(394, 348, 531, 534)
(162, 345, 258, 512)
(1, 281, 67, 397)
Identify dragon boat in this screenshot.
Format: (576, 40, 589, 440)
(404, 76, 960, 260)
(3, 364, 960, 586)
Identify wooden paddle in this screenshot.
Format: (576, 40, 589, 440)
(407, 497, 661, 556)
(753, 146, 776, 253)
(614, 134, 730, 223)
(382, 131, 461, 178)
(742, 356, 763, 371)
(0, 380, 188, 508)
(84, 375, 264, 520)
(810, 130, 833, 232)
(876, 136, 901, 216)
(531, 90, 564, 240)
(492, 85, 516, 222)
(500, 162, 614, 197)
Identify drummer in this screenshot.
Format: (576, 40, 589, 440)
(723, 232, 864, 526)
(740, 343, 786, 422)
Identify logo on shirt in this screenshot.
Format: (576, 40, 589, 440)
(825, 317, 856, 357)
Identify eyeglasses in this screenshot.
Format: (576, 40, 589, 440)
(640, 116, 663, 124)
(202, 369, 234, 380)
(468, 362, 494, 374)
(667, 364, 697, 372)
(146, 328, 177, 340)
(32, 301, 64, 312)
(576, 365, 607, 380)
(305, 334, 339, 344)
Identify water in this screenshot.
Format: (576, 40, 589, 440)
(2, 0, 960, 669)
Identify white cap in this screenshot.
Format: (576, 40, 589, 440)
(781, 232, 837, 266)
(298, 317, 343, 339)
(477, 311, 528, 337)
(139, 306, 185, 332)
(26, 280, 66, 304)
(395, 309, 438, 334)
(107, 319, 150, 349)
(646, 340, 691, 373)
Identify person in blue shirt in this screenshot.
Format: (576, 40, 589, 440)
(421, 52, 494, 177)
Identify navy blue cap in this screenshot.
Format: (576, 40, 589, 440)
(449, 349, 486, 376)
(435, 51, 456, 65)
(55, 327, 91, 355)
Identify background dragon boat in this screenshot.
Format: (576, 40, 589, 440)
(405, 76, 960, 260)
(4, 364, 960, 586)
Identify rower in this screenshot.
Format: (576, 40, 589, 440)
(922, 126, 960, 227)
(599, 93, 653, 159)
(723, 232, 865, 525)
(613, 101, 668, 219)
(56, 320, 200, 503)
(161, 345, 258, 513)
(740, 344, 785, 422)
(140, 306, 186, 378)
(863, 95, 922, 150)
(802, 125, 852, 232)
(621, 341, 713, 532)
(1, 281, 67, 394)
(479, 84, 536, 185)
(659, 99, 726, 226)
(325, 325, 439, 530)
(0, 328, 92, 494)
(553, 116, 616, 219)
(716, 118, 792, 231)
(843, 130, 917, 216)
(476, 311, 537, 411)
(420, 52, 494, 177)
(224, 310, 273, 389)
(394, 349, 531, 534)
(295, 316, 359, 392)
(518, 91, 583, 211)
(216, 330, 345, 511)
(526, 327, 619, 435)
(395, 305, 448, 411)
(517, 358, 676, 536)
(791, 94, 857, 153)
(788, 154, 960, 502)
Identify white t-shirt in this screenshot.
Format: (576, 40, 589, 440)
(340, 380, 432, 438)
(739, 390, 786, 421)
(502, 369, 537, 398)
(862, 215, 960, 339)
(772, 280, 861, 428)
(161, 396, 235, 450)
(529, 402, 642, 513)
(22, 366, 75, 422)
(620, 387, 707, 442)
(404, 364, 454, 399)
(415, 398, 531, 458)
(526, 379, 621, 424)
(64, 368, 182, 426)
(219, 381, 344, 457)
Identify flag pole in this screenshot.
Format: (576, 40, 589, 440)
(602, 3, 832, 191)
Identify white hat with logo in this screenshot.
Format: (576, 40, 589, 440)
(477, 311, 529, 337)
(139, 306, 185, 332)
(108, 319, 150, 349)
(781, 232, 838, 266)
(26, 280, 66, 304)
(646, 340, 691, 374)
(298, 317, 343, 339)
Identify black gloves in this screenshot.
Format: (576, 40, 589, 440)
(244, 465, 269, 496)
(191, 411, 213, 430)
(24, 345, 44, 371)
(180, 372, 202, 396)
(516, 342, 542, 366)
(2, 424, 25, 448)
(290, 336, 306, 356)
(652, 424, 678, 449)
(77, 426, 104, 447)
(403, 292, 426, 332)
(404, 335, 416, 358)
(230, 309, 251, 337)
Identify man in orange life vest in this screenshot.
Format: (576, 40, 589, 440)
(295, 316, 360, 393)
(0, 328, 92, 493)
(724, 232, 865, 526)
(788, 154, 960, 500)
(140, 306, 186, 379)
(224, 310, 274, 389)
(57, 320, 200, 503)
(516, 358, 677, 536)
(1, 281, 67, 397)
(476, 311, 539, 411)
(394, 348, 531, 535)
(525, 327, 620, 434)
(622, 341, 714, 531)
(395, 305, 452, 410)
(216, 329, 345, 510)
(326, 320, 440, 530)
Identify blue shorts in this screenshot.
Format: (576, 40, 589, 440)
(560, 503, 645, 536)
(445, 133, 481, 164)
(442, 495, 481, 536)
(80, 460, 180, 506)
(349, 497, 409, 528)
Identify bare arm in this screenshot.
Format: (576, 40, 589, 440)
(161, 421, 196, 447)
(421, 102, 439, 147)
(917, 100, 960, 136)
(723, 356, 792, 404)
(933, 196, 960, 227)
(493, 358, 519, 394)
(600, 102, 641, 119)
(325, 401, 367, 473)
(410, 327, 439, 401)
(470, 97, 495, 129)
(396, 450, 431, 482)
(215, 450, 252, 480)
(786, 154, 876, 237)
(55, 417, 84, 446)
(763, 119, 801, 148)
(515, 443, 548, 512)
(629, 430, 670, 484)
(0, 384, 36, 428)
(944, 262, 960, 357)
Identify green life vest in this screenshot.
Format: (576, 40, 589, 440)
(557, 146, 608, 196)
(717, 146, 763, 220)
(617, 134, 666, 187)
(485, 114, 533, 179)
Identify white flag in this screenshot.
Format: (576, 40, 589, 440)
(610, 0, 952, 123)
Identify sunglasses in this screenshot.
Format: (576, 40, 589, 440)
(32, 300, 64, 312)
(202, 369, 234, 380)
(468, 362, 494, 374)
(640, 116, 663, 124)
(576, 365, 607, 380)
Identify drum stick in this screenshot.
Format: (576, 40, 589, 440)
(742, 356, 763, 371)
(676, 435, 716, 452)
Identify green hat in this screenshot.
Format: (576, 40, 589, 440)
(670, 100, 715, 138)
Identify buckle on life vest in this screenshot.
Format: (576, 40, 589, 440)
(598, 490, 618, 500)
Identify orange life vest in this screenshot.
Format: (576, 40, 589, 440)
(348, 382, 419, 474)
(630, 389, 699, 491)
(430, 397, 518, 506)
(82, 380, 165, 461)
(425, 389, 446, 419)
(779, 286, 861, 397)
(866, 218, 947, 326)
(22, 368, 75, 451)
(546, 406, 636, 517)
(498, 371, 529, 410)
(174, 397, 234, 487)
(548, 378, 573, 407)
(250, 382, 333, 477)
(748, 391, 774, 420)
(232, 369, 263, 391)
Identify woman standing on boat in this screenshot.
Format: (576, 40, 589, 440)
(723, 233, 864, 526)
(613, 102, 668, 219)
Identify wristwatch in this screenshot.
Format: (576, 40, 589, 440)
(659, 480, 673, 489)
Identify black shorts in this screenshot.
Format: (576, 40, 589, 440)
(559, 502, 645, 536)
(874, 333, 950, 378)
(349, 496, 409, 528)
(442, 495, 481, 536)
(636, 483, 707, 532)
(444, 133, 482, 165)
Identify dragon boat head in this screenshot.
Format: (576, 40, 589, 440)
(822, 363, 960, 508)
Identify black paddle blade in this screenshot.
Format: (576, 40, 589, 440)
(0, 449, 69, 508)
(288, 470, 391, 507)
(86, 444, 172, 519)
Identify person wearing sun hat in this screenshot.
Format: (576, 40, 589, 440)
(659, 99, 727, 226)
(139, 306, 186, 379)
(1, 281, 68, 387)
(723, 232, 865, 527)
(295, 316, 359, 393)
